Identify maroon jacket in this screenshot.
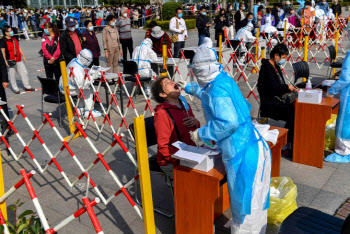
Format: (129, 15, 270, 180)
(154, 100, 199, 166)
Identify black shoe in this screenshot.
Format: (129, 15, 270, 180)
(14, 90, 20, 94)
(282, 148, 293, 157)
(25, 88, 35, 92)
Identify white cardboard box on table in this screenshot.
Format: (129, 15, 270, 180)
(298, 89, 322, 104)
(171, 141, 220, 172)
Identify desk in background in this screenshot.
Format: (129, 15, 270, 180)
(151, 58, 188, 79)
(174, 126, 287, 234)
(293, 98, 339, 168)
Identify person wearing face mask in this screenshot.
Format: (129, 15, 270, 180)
(225, 4, 235, 39)
(103, 15, 122, 73)
(257, 43, 298, 157)
(116, 8, 133, 61)
(0, 26, 35, 94)
(7, 11, 19, 41)
(331, 0, 341, 17)
(169, 8, 188, 58)
(215, 9, 226, 47)
(80, 8, 86, 31)
(59, 16, 85, 65)
(234, 4, 246, 33)
(41, 22, 61, 82)
(271, 3, 282, 25)
(253, 0, 264, 24)
(0, 16, 8, 36)
(302, 1, 316, 27)
(82, 20, 100, 67)
(150, 26, 172, 57)
(59, 49, 102, 118)
(178, 37, 272, 234)
(196, 6, 211, 46)
(318, 0, 329, 14)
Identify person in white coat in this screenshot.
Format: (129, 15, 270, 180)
(234, 22, 256, 65)
(315, 5, 328, 44)
(59, 48, 102, 118)
(178, 37, 271, 234)
(131, 38, 158, 96)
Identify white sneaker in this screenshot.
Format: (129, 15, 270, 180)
(84, 110, 102, 118)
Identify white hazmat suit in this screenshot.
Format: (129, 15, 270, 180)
(131, 38, 158, 78)
(234, 23, 256, 64)
(181, 38, 271, 234)
(59, 49, 102, 118)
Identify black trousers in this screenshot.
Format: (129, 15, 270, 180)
(173, 41, 185, 58)
(11, 27, 19, 40)
(88, 58, 100, 68)
(44, 63, 61, 83)
(0, 84, 9, 119)
(120, 38, 133, 61)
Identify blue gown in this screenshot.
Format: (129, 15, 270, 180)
(325, 50, 350, 162)
(185, 72, 271, 224)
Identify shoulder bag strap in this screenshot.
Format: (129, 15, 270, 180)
(164, 108, 182, 141)
(12, 38, 17, 59)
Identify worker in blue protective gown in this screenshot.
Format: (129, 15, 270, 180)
(177, 37, 271, 233)
(325, 42, 350, 163)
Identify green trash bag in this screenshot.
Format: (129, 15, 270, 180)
(268, 177, 298, 224)
(325, 114, 337, 151)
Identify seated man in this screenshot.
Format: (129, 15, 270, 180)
(152, 77, 199, 181)
(132, 38, 158, 96)
(59, 48, 102, 118)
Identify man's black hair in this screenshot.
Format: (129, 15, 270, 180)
(84, 20, 92, 28)
(175, 8, 182, 13)
(200, 6, 206, 11)
(106, 14, 116, 22)
(149, 20, 158, 28)
(270, 43, 289, 58)
(151, 77, 167, 103)
(305, 1, 311, 6)
(2, 25, 10, 36)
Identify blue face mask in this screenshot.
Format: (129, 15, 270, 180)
(278, 58, 286, 65)
(202, 12, 206, 15)
(178, 13, 183, 18)
(44, 29, 49, 35)
(266, 13, 271, 16)
(248, 19, 253, 21)
(110, 22, 116, 26)
(11, 12, 14, 15)
(75, 24, 79, 29)
(9, 31, 14, 37)
(243, 6, 246, 10)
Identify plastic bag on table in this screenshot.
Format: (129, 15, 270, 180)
(268, 177, 298, 224)
(325, 114, 337, 151)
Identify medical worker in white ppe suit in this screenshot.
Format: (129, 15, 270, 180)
(132, 38, 158, 96)
(178, 37, 271, 234)
(325, 23, 350, 163)
(59, 48, 102, 118)
(234, 22, 256, 65)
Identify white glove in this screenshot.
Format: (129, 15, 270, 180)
(177, 80, 188, 90)
(190, 129, 203, 147)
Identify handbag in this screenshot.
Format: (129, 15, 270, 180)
(169, 18, 179, 43)
(8, 38, 17, 67)
(275, 92, 298, 104)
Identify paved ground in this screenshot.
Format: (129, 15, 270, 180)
(1, 14, 350, 233)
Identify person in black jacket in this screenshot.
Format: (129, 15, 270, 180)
(34, 9, 41, 37)
(215, 9, 226, 47)
(234, 4, 246, 33)
(257, 44, 298, 157)
(196, 6, 211, 46)
(59, 16, 85, 65)
(0, 48, 10, 133)
(225, 4, 234, 39)
(331, 0, 342, 17)
(272, 3, 282, 26)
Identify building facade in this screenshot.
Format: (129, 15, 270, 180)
(27, 0, 99, 8)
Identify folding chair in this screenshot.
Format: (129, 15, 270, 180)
(129, 117, 174, 218)
(292, 61, 310, 88)
(37, 77, 65, 126)
(279, 206, 350, 234)
(327, 45, 343, 79)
